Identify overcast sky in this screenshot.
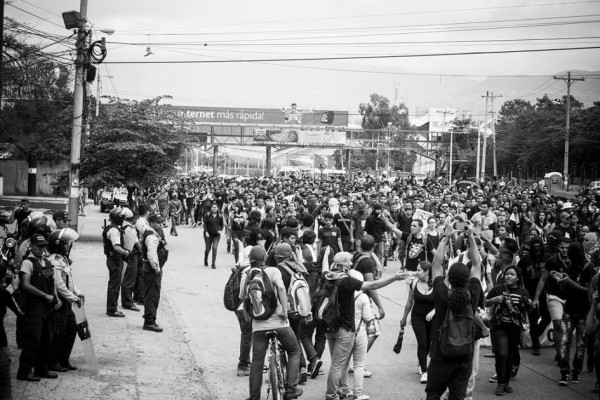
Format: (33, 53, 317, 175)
(6, 0, 600, 121)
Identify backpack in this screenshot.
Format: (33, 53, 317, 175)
(438, 290, 475, 359)
(223, 265, 246, 311)
(312, 276, 345, 332)
(352, 253, 370, 271)
(243, 266, 278, 320)
(278, 261, 312, 317)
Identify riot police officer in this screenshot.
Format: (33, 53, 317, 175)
(103, 208, 130, 317)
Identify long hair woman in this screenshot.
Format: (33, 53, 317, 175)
(399, 261, 434, 384)
(426, 227, 482, 399)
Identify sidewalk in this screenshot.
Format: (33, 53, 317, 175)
(6, 206, 211, 400)
(0, 195, 68, 211)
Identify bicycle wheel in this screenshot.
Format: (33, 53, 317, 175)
(278, 349, 287, 396)
(269, 354, 279, 400)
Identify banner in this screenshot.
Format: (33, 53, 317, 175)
(253, 129, 346, 145)
(166, 106, 348, 126)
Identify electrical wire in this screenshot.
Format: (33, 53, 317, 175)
(121, 0, 600, 33)
(103, 64, 120, 100)
(6, 3, 65, 29)
(103, 45, 600, 64)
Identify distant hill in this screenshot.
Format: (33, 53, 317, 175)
(410, 70, 600, 120)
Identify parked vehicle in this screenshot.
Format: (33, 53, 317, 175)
(100, 187, 128, 213)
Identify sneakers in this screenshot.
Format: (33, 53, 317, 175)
(495, 384, 504, 396)
(503, 383, 513, 393)
(420, 372, 428, 384)
(237, 366, 249, 377)
(143, 323, 163, 332)
(299, 367, 307, 384)
(363, 370, 373, 378)
(571, 373, 581, 384)
(354, 395, 370, 400)
(558, 373, 569, 386)
(310, 359, 323, 379)
(489, 374, 498, 383)
(284, 387, 303, 399)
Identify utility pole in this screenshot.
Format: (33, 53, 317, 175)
(481, 92, 489, 181)
(437, 109, 453, 180)
(554, 71, 584, 191)
(67, 0, 88, 232)
(475, 120, 481, 181)
(490, 92, 502, 178)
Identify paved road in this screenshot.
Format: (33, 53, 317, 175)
(6, 205, 597, 399)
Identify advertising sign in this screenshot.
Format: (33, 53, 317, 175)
(252, 129, 346, 145)
(168, 106, 348, 126)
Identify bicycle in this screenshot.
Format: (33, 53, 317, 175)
(265, 331, 288, 400)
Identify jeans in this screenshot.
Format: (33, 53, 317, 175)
(301, 319, 327, 363)
(121, 253, 138, 308)
(412, 313, 433, 373)
(340, 329, 368, 397)
(170, 216, 178, 235)
(142, 261, 162, 325)
(289, 315, 306, 369)
(425, 358, 473, 400)
(106, 255, 123, 314)
(235, 310, 252, 368)
(491, 324, 521, 384)
(0, 347, 11, 400)
(248, 327, 300, 400)
(204, 234, 220, 266)
(560, 313, 585, 376)
(326, 327, 356, 400)
(465, 339, 480, 400)
(50, 305, 77, 367)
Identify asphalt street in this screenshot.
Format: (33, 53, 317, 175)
(4, 203, 597, 399)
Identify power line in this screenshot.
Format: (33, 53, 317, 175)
(103, 64, 120, 100)
(119, 13, 600, 38)
(103, 45, 600, 64)
(121, 0, 599, 33)
(6, 3, 64, 29)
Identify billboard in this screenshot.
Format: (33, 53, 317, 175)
(252, 129, 346, 146)
(169, 106, 348, 126)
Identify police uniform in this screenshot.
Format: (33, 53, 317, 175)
(17, 235, 56, 381)
(104, 220, 127, 317)
(141, 215, 168, 332)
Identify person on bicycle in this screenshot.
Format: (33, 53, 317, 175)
(240, 245, 303, 400)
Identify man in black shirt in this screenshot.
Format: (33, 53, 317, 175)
(243, 210, 265, 248)
(12, 198, 31, 240)
(333, 203, 354, 252)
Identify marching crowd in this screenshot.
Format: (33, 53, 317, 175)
(2, 171, 600, 400)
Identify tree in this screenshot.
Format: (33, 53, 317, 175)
(80, 96, 188, 190)
(495, 94, 598, 180)
(351, 93, 415, 172)
(0, 20, 74, 162)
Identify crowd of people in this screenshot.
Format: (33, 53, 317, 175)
(3, 170, 600, 400)
(117, 171, 596, 400)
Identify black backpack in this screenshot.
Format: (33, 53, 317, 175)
(223, 265, 246, 311)
(438, 290, 475, 359)
(312, 277, 344, 332)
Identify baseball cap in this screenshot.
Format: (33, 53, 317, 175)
(31, 234, 48, 247)
(249, 246, 267, 262)
(53, 210, 71, 221)
(148, 214, 164, 224)
(274, 243, 293, 259)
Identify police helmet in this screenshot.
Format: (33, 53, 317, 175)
(109, 207, 126, 225)
(48, 228, 80, 255)
(25, 216, 48, 236)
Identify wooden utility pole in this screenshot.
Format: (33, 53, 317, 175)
(490, 92, 502, 178)
(554, 72, 584, 190)
(481, 92, 489, 181)
(437, 109, 453, 180)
